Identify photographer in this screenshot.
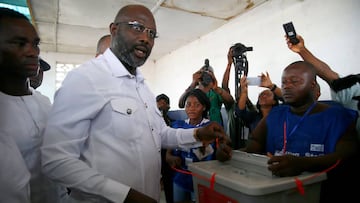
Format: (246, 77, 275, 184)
(178, 61, 234, 126)
(221, 47, 253, 149)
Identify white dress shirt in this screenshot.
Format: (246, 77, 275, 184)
(0, 88, 61, 203)
(41, 49, 201, 203)
(0, 133, 30, 203)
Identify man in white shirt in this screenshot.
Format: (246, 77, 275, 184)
(41, 4, 229, 203)
(0, 7, 60, 203)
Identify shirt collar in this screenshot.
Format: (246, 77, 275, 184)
(103, 49, 145, 82)
(185, 118, 210, 126)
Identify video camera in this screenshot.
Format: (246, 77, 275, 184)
(232, 43, 253, 57)
(231, 43, 253, 76)
(201, 59, 213, 87)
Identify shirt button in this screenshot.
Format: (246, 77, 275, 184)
(126, 108, 132, 115)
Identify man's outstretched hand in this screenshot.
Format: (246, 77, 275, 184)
(197, 122, 233, 161)
(197, 122, 225, 145)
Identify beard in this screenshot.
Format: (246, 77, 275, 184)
(112, 36, 148, 68)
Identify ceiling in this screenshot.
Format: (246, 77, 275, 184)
(29, 0, 267, 61)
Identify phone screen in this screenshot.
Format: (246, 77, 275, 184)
(247, 77, 261, 86)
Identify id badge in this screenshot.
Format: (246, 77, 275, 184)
(274, 150, 284, 156)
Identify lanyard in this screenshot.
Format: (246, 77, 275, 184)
(282, 102, 317, 153)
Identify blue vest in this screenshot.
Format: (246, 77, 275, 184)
(266, 104, 357, 156)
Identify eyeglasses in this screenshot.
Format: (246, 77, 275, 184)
(115, 21, 158, 39)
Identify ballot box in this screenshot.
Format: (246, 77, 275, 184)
(188, 150, 326, 203)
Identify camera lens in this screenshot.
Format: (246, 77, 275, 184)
(201, 71, 212, 86)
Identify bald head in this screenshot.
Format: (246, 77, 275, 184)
(113, 4, 155, 24)
(96, 34, 111, 57)
(285, 61, 316, 77)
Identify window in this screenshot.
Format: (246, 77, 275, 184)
(55, 63, 80, 89)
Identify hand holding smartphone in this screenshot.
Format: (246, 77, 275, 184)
(283, 21, 299, 45)
(247, 76, 261, 86)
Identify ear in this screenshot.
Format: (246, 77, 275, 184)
(311, 80, 316, 87)
(109, 22, 116, 35)
(309, 80, 316, 90)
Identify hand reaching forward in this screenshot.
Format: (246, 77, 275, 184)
(196, 122, 226, 146)
(216, 140, 233, 162)
(197, 122, 232, 162)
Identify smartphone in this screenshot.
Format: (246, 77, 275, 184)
(247, 77, 261, 86)
(283, 21, 299, 45)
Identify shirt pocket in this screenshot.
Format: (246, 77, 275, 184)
(109, 98, 142, 142)
(110, 98, 138, 116)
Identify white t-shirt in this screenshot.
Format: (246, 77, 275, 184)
(0, 89, 62, 203)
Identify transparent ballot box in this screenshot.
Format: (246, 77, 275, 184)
(188, 150, 326, 203)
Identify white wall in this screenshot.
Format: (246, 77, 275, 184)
(150, 0, 360, 110)
(40, 0, 360, 109)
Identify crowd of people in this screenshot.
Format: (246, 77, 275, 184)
(0, 3, 359, 203)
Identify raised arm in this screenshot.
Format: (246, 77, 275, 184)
(237, 75, 248, 110)
(260, 71, 283, 101)
(220, 47, 236, 110)
(286, 34, 339, 85)
(178, 70, 202, 108)
(222, 47, 233, 92)
(208, 70, 234, 108)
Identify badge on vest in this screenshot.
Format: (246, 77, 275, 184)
(310, 144, 324, 152)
